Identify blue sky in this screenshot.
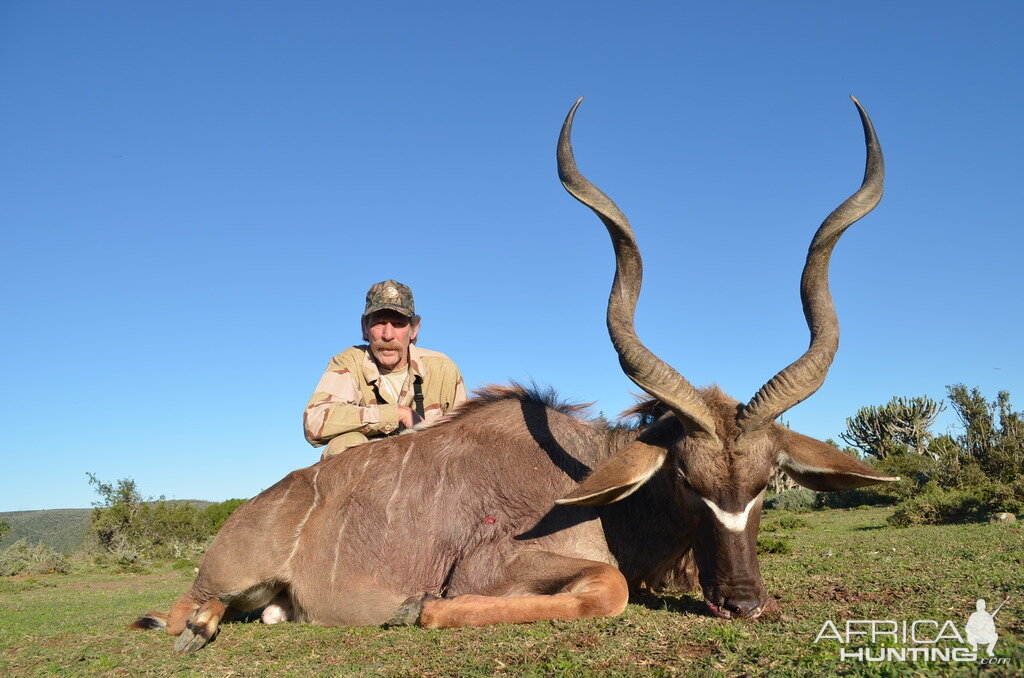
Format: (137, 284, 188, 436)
(2, 2, 1021, 511)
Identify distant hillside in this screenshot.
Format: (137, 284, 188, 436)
(0, 501, 213, 554)
(0, 509, 92, 553)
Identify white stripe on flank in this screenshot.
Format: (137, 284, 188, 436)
(385, 442, 415, 527)
(700, 492, 763, 532)
(283, 467, 321, 570)
(330, 455, 375, 589)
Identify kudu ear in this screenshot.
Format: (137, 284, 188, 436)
(778, 429, 900, 492)
(555, 440, 667, 506)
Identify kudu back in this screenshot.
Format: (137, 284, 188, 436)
(134, 97, 896, 651)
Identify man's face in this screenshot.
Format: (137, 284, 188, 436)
(364, 310, 419, 371)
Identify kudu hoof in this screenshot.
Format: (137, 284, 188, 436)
(174, 618, 216, 653)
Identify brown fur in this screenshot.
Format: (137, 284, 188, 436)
(135, 387, 683, 640)
(136, 382, 893, 648)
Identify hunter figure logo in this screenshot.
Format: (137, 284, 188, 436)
(966, 598, 1006, 657)
(814, 596, 1010, 664)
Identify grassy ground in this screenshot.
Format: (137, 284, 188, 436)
(1, 507, 1021, 677)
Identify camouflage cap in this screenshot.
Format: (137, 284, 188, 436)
(363, 279, 416, 318)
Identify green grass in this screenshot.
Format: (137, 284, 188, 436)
(1, 507, 1021, 676)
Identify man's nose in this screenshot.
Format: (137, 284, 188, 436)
(381, 324, 396, 340)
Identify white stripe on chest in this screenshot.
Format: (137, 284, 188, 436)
(700, 493, 762, 532)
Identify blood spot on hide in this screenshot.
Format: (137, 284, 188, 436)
(482, 515, 497, 525)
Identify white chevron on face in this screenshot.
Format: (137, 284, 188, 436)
(700, 492, 763, 532)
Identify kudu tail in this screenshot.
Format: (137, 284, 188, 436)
(130, 587, 224, 652)
(128, 611, 168, 630)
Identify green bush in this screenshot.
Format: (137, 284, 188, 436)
(873, 454, 938, 500)
(764, 488, 817, 512)
(88, 475, 203, 561)
(770, 515, 809, 530)
(203, 498, 247, 534)
(756, 535, 792, 555)
(0, 540, 71, 576)
(815, 487, 895, 509)
(978, 477, 1024, 515)
(91, 497, 209, 560)
(86, 543, 150, 573)
(85, 475, 250, 564)
(887, 479, 1024, 527)
(888, 487, 981, 526)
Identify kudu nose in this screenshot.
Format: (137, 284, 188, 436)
(722, 595, 762, 619)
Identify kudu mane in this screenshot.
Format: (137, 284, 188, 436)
(447, 382, 592, 420)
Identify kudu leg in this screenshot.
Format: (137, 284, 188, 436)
(173, 598, 227, 653)
(409, 552, 629, 629)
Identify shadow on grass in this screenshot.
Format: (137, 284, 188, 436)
(629, 590, 710, 616)
(229, 608, 267, 624)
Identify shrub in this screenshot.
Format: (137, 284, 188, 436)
(979, 477, 1024, 515)
(764, 488, 817, 512)
(203, 498, 247, 534)
(946, 385, 1024, 481)
(84, 475, 251, 564)
(888, 486, 983, 526)
(0, 540, 71, 576)
(756, 535, 792, 555)
(815, 487, 895, 509)
(772, 515, 809, 530)
(887, 479, 1023, 527)
(874, 454, 938, 500)
(87, 543, 150, 573)
(90, 498, 208, 560)
(86, 474, 220, 562)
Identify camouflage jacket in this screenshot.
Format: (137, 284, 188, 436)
(304, 344, 466, 455)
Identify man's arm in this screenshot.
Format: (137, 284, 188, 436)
(432, 356, 468, 417)
(450, 367, 468, 410)
(303, 353, 402, 447)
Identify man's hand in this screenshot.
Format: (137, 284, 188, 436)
(397, 406, 423, 429)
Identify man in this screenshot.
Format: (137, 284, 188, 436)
(304, 280, 467, 459)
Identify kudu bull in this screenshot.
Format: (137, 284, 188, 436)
(135, 97, 896, 651)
